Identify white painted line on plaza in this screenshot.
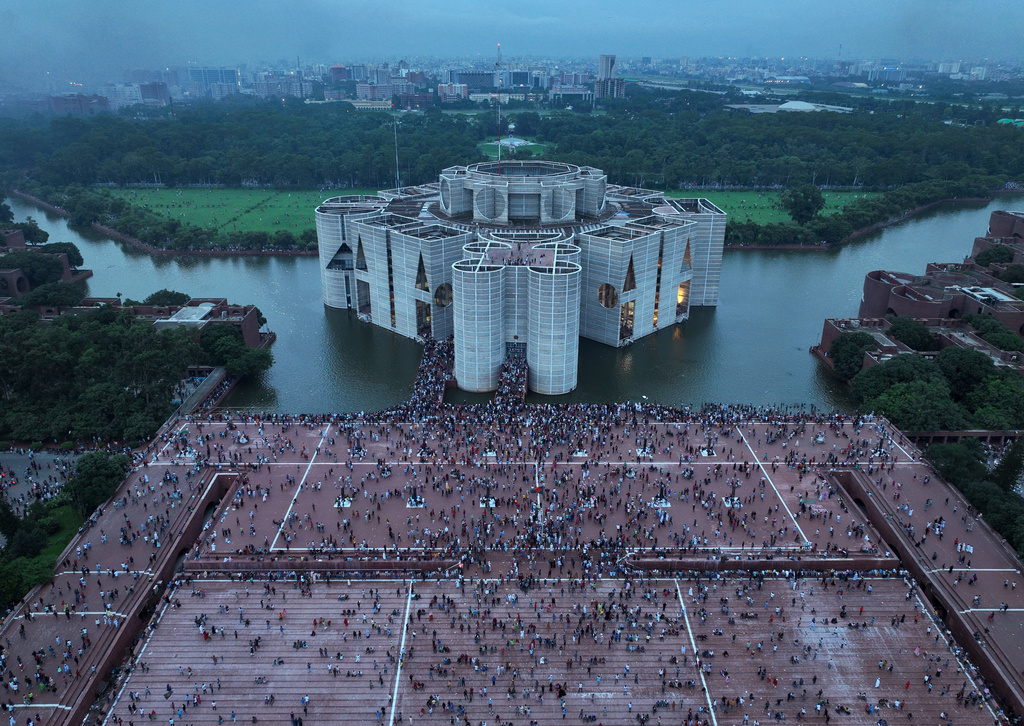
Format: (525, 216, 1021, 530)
(11, 610, 130, 620)
(912, 588, 998, 721)
(735, 426, 808, 545)
(389, 579, 415, 726)
(153, 422, 189, 460)
(56, 569, 157, 577)
(270, 425, 332, 550)
(534, 465, 544, 525)
(960, 608, 1024, 613)
(929, 567, 1019, 573)
(888, 433, 916, 464)
(11, 704, 71, 710)
(675, 580, 718, 726)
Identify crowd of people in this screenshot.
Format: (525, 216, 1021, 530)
(0, 340, 1017, 726)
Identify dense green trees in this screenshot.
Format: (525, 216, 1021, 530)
(886, 315, 940, 351)
(999, 264, 1024, 284)
(65, 452, 131, 517)
(926, 439, 1024, 555)
(975, 245, 1015, 267)
(143, 289, 190, 306)
(0, 250, 64, 286)
(1, 88, 1021, 252)
(851, 346, 1024, 432)
(780, 184, 825, 224)
(16, 281, 86, 308)
(991, 440, 1024, 493)
(199, 323, 273, 378)
(827, 332, 877, 380)
(925, 441, 988, 487)
(0, 307, 199, 442)
(38, 242, 83, 268)
(962, 313, 1024, 352)
(2, 101, 482, 190)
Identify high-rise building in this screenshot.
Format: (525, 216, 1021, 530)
(456, 71, 497, 92)
(187, 67, 239, 96)
(315, 161, 726, 395)
(437, 83, 469, 102)
(595, 54, 625, 98)
(99, 83, 144, 110)
(356, 83, 393, 101)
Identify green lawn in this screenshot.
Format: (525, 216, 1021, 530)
(41, 504, 83, 560)
(109, 188, 379, 235)
(665, 190, 881, 224)
(108, 186, 879, 232)
(478, 136, 548, 160)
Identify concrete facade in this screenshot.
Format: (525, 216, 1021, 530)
(315, 162, 726, 395)
(439, 161, 606, 225)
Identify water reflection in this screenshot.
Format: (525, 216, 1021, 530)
(9, 194, 1022, 413)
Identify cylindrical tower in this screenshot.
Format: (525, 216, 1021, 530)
(314, 196, 387, 308)
(527, 261, 581, 395)
(452, 259, 506, 392)
(534, 241, 581, 266)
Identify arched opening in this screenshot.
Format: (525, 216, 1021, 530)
(597, 283, 618, 308)
(433, 283, 453, 308)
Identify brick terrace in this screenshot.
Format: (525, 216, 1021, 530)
(2, 409, 1023, 726)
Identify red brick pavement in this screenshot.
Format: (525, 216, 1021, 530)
(3, 411, 1022, 726)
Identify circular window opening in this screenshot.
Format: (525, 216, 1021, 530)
(598, 283, 618, 309)
(434, 283, 453, 308)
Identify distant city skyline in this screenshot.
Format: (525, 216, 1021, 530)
(2, 0, 1022, 93)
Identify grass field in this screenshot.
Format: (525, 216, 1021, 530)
(109, 187, 880, 233)
(665, 189, 881, 224)
(478, 136, 548, 160)
(41, 504, 81, 560)
(109, 188, 378, 235)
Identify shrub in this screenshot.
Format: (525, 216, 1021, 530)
(886, 315, 939, 351)
(975, 245, 1014, 267)
(827, 332, 877, 380)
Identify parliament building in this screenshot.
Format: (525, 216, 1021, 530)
(315, 160, 725, 395)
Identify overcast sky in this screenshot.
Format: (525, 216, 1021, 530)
(1, 0, 1021, 91)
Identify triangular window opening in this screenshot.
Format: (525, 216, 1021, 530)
(623, 255, 637, 292)
(415, 253, 429, 291)
(356, 238, 367, 270)
(683, 238, 691, 265)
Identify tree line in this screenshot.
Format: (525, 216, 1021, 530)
(2, 89, 1022, 250)
(0, 451, 130, 608)
(829, 317, 1024, 555)
(0, 301, 271, 445)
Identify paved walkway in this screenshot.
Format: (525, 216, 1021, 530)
(1, 407, 1022, 726)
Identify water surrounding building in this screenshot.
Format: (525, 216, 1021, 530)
(815, 210, 1024, 376)
(315, 160, 726, 395)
